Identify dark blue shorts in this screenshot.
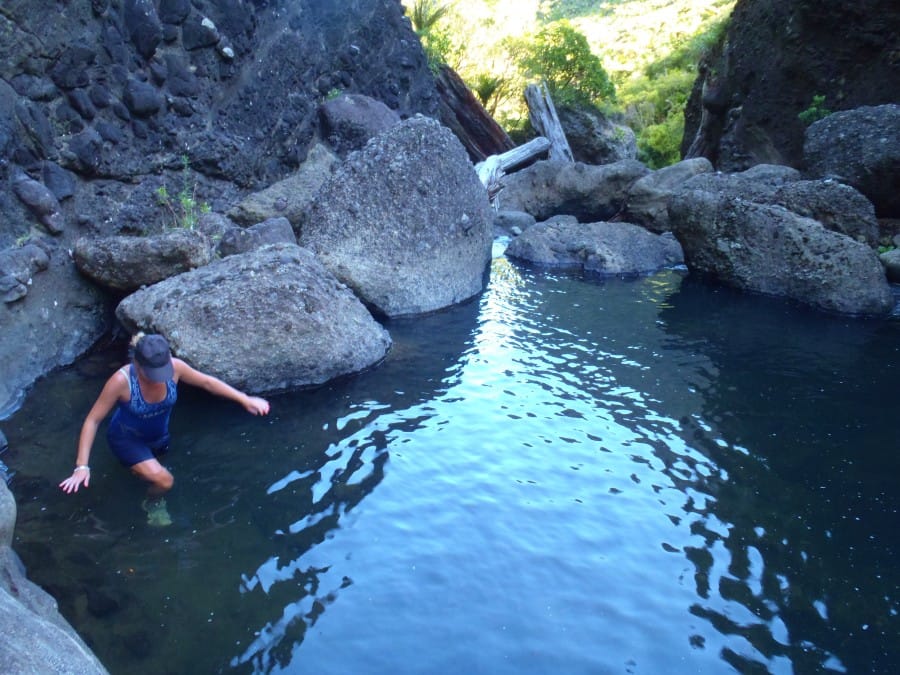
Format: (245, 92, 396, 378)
(107, 432, 171, 468)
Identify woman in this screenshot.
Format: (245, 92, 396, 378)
(59, 333, 270, 524)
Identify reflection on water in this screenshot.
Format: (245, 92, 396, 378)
(4, 259, 898, 674)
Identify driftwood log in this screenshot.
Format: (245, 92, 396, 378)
(476, 136, 552, 208)
(524, 82, 574, 162)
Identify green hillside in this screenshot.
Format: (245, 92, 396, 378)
(404, 0, 735, 167)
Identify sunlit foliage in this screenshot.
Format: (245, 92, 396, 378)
(401, 0, 736, 167)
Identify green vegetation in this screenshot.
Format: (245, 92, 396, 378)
(798, 94, 832, 126)
(511, 20, 616, 107)
(155, 156, 210, 230)
(402, 0, 736, 168)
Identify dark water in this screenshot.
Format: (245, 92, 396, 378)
(4, 255, 899, 674)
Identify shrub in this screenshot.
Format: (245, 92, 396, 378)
(155, 156, 210, 230)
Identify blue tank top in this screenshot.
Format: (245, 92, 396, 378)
(107, 365, 177, 441)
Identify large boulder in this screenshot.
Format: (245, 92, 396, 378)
(668, 191, 894, 316)
(302, 116, 493, 317)
(319, 93, 402, 158)
(557, 105, 638, 166)
(505, 220, 684, 275)
(0, 482, 108, 674)
(624, 157, 714, 233)
(116, 243, 391, 392)
(226, 144, 340, 228)
(680, 165, 880, 245)
(215, 216, 297, 258)
(803, 104, 900, 218)
(499, 159, 649, 222)
(73, 230, 213, 293)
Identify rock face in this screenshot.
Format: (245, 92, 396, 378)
(0, 240, 112, 418)
(804, 105, 900, 218)
(0, 0, 438, 416)
(683, 0, 899, 173)
(302, 116, 493, 317)
(0, 482, 108, 674)
(116, 243, 392, 393)
(505, 221, 683, 275)
(668, 191, 894, 316)
(0, 0, 436, 190)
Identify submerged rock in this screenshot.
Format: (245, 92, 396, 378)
(506, 220, 683, 275)
(0, 482, 109, 674)
(499, 159, 649, 223)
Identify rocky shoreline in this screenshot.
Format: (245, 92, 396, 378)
(1, 0, 898, 669)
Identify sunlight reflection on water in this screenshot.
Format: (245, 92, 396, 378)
(6, 262, 899, 674)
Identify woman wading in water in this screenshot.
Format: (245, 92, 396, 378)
(59, 333, 270, 525)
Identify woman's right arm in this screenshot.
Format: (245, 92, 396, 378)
(59, 372, 126, 494)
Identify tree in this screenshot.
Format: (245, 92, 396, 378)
(514, 20, 616, 108)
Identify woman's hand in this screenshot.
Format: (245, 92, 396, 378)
(244, 396, 270, 416)
(59, 467, 91, 494)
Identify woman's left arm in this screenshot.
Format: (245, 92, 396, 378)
(173, 359, 271, 415)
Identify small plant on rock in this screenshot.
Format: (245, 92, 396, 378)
(155, 155, 210, 230)
(798, 94, 832, 126)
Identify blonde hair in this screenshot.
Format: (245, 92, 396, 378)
(130, 331, 147, 349)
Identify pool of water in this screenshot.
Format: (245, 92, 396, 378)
(4, 256, 899, 674)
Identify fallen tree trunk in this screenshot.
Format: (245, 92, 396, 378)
(524, 82, 574, 162)
(436, 65, 516, 162)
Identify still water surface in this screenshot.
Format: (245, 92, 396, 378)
(5, 256, 899, 674)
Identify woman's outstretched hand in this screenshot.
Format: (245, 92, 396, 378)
(59, 467, 90, 494)
(244, 396, 270, 416)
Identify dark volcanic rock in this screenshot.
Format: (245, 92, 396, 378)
(0, 0, 439, 415)
(803, 105, 900, 218)
(683, 0, 900, 172)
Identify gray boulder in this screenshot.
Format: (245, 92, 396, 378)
(320, 93, 402, 157)
(680, 166, 880, 245)
(557, 105, 638, 165)
(506, 220, 683, 275)
(773, 180, 879, 246)
(493, 210, 536, 238)
(216, 217, 297, 258)
(499, 159, 649, 222)
(0, 243, 50, 304)
(302, 116, 493, 317)
(669, 191, 894, 316)
(804, 104, 900, 218)
(624, 157, 714, 233)
(880, 249, 900, 283)
(227, 144, 340, 228)
(12, 172, 65, 234)
(73, 230, 213, 293)
(116, 243, 391, 392)
(1, 482, 108, 674)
